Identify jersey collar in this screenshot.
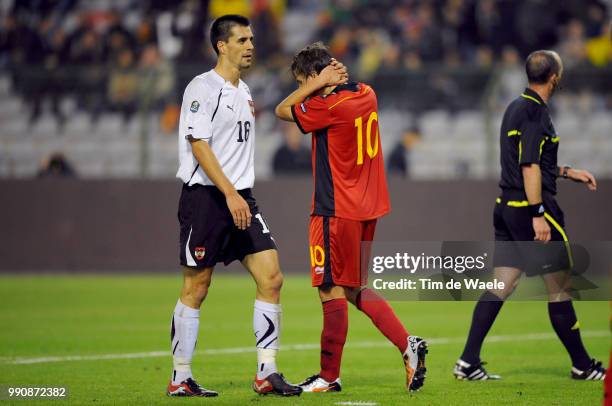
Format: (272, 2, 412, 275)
(330, 82, 360, 94)
(521, 87, 545, 106)
(210, 69, 242, 89)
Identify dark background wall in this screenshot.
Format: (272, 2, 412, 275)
(0, 179, 609, 272)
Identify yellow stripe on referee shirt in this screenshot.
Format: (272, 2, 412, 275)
(521, 93, 542, 105)
(507, 200, 529, 207)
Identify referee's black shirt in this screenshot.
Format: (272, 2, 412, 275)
(499, 87, 559, 195)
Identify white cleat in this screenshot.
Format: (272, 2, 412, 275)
(298, 374, 342, 392)
(403, 335, 428, 391)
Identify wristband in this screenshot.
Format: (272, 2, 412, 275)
(562, 166, 571, 179)
(528, 203, 545, 217)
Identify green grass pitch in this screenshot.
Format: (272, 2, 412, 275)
(0, 274, 608, 405)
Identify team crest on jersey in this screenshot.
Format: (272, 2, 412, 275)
(190, 100, 200, 113)
(248, 100, 255, 116)
(194, 247, 205, 260)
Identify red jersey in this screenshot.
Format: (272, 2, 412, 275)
(291, 82, 391, 221)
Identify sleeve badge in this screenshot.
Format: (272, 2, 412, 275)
(190, 100, 200, 113)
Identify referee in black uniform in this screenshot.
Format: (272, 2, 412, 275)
(453, 50, 606, 381)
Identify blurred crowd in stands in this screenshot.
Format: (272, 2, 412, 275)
(318, 0, 611, 76)
(0, 0, 610, 176)
(1, 0, 610, 123)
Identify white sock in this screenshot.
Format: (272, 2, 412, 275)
(253, 300, 281, 379)
(171, 299, 200, 384)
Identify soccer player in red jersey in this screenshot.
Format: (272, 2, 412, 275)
(275, 42, 428, 393)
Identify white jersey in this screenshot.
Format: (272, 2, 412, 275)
(176, 69, 255, 190)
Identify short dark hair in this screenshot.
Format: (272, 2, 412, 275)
(525, 50, 561, 84)
(210, 14, 250, 55)
(291, 42, 332, 79)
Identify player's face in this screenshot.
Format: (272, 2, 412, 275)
(223, 25, 254, 70)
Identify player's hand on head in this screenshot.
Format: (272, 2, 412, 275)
(568, 168, 597, 191)
(330, 58, 349, 83)
(320, 63, 348, 87)
(533, 216, 551, 243)
(226, 192, 252, 230)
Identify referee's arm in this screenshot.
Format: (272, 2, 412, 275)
(522, 164, 551, 242)
(190, 138, 252, 230)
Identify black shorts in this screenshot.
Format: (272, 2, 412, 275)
(178, 184, 277, 269)
(493, 190, 572, 276)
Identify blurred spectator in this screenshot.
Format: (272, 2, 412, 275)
(585, 22, 612, 67)
(497, 46, 524, 108)
(107, 48, 138, 123)
(137, 44, 175, 111)
(273, 124, 311, 175)
(209, 0, 252, 20)
(67, 26, 106, 123)
(37, 152, 77, 178)
(387, 126, 421, 178)
(23, 17, 67, 127)
(103, 11, 136, 62)
(558, 20, 588, 68)
(251, 0, 282, 61)
(356, 29, 388, 80)
(515, 0, 560, 56)
(584, 2, 608, 37)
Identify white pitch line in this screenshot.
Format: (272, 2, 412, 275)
(4, 330, 608, 365)
(335, 402, 379, 406)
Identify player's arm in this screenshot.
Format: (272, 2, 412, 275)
(190, 138, 251, 230)
(556, 166, 597, 191)
(275, 59, 348, 122)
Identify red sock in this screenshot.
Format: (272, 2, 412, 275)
(605, 346, 612, 406)
(319, 298, 348, 382)
(356, 289, 409, 353)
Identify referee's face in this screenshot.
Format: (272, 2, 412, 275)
(224, 25, 254, 70)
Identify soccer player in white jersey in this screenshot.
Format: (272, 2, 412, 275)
(167, 14, 302, 397)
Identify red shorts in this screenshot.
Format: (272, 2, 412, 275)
(309, 215, 377, 288)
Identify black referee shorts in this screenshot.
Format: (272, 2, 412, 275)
(493, 190, 572, 276)
(178, 184, 277, 269)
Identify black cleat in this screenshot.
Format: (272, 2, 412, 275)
(453, 359, 501, 381)
(166, 377, 218, 397)
(571, 359, 606, 380)
(253, 372, 302, 396)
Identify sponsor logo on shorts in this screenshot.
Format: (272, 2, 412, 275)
(194, 247, 205, 260)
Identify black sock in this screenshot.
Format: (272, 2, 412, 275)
(548, 300, 591, 370)
(460, 290, 504, 365)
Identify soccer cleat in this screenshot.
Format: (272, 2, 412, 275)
(166, 377, 218, 397)
(253, 372, 302, 396)
(298, 374, 342, 392)
(571, 359, 606, 380)
(453, 359, 501, 381)
(403, 335, 428, 391)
